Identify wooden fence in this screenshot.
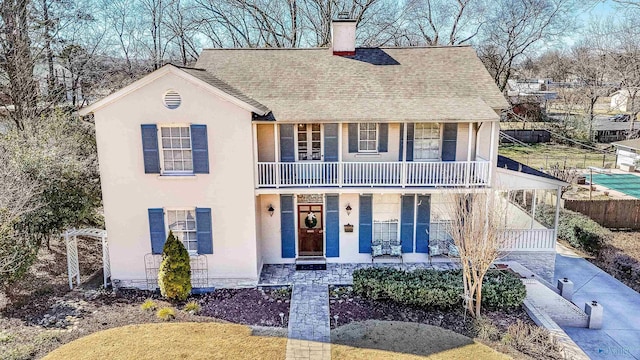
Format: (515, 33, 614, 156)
(565, 199, 640, 229)
(501, 129, 551, 144)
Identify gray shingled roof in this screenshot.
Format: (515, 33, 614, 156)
(194, 46, 509, 122)
(612, 138, 640, 150)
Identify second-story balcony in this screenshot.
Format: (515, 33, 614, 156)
(256, 160, 490, 188)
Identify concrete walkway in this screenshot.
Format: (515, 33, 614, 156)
(554, 251, 640, 359)
(285, 284, 331, 360)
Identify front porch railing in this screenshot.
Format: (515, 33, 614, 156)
(500, 229, 556, 252)
(256, 161, 490, 188)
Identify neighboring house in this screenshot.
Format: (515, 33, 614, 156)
(506, 79, 558, 105)
(79, 19, 566, 290)
(592, 116, 640, 143)
(612, 138, 640, 170)
(610, 89, 630, 112)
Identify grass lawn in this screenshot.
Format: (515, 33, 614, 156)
(499, 144, 614, 170)
(44, 321, 509, 360)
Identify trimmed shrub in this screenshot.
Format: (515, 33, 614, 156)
(352, 268, 526, 310)
(140, 299, 157, 312)
(183, 301, 201, 314)
(536, 205, 611, 254)
(156, 307, 176, 321)
(474, 317, 501, 341)
(501, 320, 559, 357)
(158, 231, 192, 301)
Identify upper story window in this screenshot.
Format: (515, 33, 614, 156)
(358, 123, 377, 152)
(160, 126, 193, 173)
(414, 123, 440, 160)
(167, 209, 197, 253)
(297, 124, 322, 161)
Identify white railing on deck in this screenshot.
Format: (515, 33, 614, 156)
(501, 229, 556, 251)
(256, 161, 490, 188)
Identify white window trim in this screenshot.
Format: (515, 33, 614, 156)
(165, 207, 198, 256)
(295, 123, 324, 162)
(158, 124, 194, 175)
(358, 123, 378, 153)
(413, 122, 442, 162)
(373, 219, 400, 243)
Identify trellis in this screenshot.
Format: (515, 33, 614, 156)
(144, 253, 209, 290)
(63, 228, 109, 289)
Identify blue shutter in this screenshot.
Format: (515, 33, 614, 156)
(398, 123, 404, 161)
(191, 124, 210, 173)
(196, 208, 213, 254)
(348, 123, 358, 153)
(442, 123, 458, 161)
(280, 195, 295, 258)
(359, 194, 373, 253)
(400, 195, 415, 253)
(148, 208, 166, 254)
(406, 123, 414, 161)
(279, 124, 295, 162)
(415, 195, 431, 253)
(324, 123, 339, 162)
(378, 123, 388, 152)
(325, 194, 340, 257)
(141, 124, 160, 173)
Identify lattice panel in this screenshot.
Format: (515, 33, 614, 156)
(144, 254, 209, 290)
(102, 237, 111, 287)
(65, 235, 80, 289)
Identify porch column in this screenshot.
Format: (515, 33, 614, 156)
(466, 122, 473, 187)
(274, 123, 280, 188)
(530, 189, 537, 229)
(488, 121, 497, 185)
(401, 122, 408, 187)
(467, 122, 473, 161)
(554, 187, 561, 241)
(252, 123, 259, 188)
(338, 123, 343, 187)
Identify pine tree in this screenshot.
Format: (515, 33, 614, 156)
(158, 231, 191, 301)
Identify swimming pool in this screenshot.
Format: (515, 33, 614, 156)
(589, 173, 640, 199)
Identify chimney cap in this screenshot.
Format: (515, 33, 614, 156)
(334, 11, 356, 22)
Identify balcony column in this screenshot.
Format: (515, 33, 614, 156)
(467, 122, 473, 161)
(401, 122, 408, 188)
(274, 123, 280, 188)
(252, 123, 259, 188)
(488, 121, 497, 185)
(530, 189, 537, 229)
(466, 122, 473, 187)
(554, 186, 561, 241)
(338, 123, 343, 187)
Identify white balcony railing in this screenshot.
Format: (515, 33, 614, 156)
(501, 229, 556, 252)
(256, 161, 490, 188)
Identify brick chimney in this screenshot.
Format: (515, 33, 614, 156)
(331, 12, 356, 56)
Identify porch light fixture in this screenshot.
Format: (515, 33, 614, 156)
(267, 204, 275, 217)
(345, 203, 352, 216)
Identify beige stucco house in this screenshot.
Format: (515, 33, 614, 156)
(80, 19, 566, 290)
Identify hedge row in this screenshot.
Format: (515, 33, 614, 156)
(352, 268, 526, 310)
(536, 204, 611, 254)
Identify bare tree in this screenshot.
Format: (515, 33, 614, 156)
(478, 0, 576, 92)
(445, 190, 510, 318)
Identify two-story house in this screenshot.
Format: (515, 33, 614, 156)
(79, 18, 566, 289)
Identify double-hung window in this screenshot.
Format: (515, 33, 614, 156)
(373, 220, 399, 243)
(358, 123, 377, 152)
(166, 209, 198, 253)
(414, 123, 440, 161)
(160, 126, 193, 173)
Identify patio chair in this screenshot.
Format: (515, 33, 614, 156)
(371, 238, 403, 263)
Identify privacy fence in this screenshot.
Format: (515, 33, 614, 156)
(565, 199, 640, 229)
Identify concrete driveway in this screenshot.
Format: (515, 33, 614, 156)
(554, 250, 640, 360)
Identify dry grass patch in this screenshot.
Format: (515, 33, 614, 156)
(43, 322, 288, 360)
(331, 320, 510, 360)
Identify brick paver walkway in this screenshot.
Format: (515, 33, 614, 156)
(285, 284, 331, 360)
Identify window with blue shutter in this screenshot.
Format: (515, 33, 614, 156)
(196, 208, 213, 254)
(406, 123, 414, 161)
(279, 124, 295, 162)
(325, 194, 340, 257)
(141, 125, 160, 173)
(280, 195, 295, 258)
(148, 208, 166, 254)
(378, 123, 388, 152)
(191, 125, 209, 173)
(415, 195, 431, 253)
(324, 123, 339, 162)
(348, 123, 358, 153)
(400, 195, 415, 253)
(359, 194, 373, 253)
(398, 123, 404, 161)
(442, 123, 458, 161)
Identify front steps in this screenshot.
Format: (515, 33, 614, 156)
(295, 257, 327, 271)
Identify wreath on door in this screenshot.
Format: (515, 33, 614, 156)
(305, 212, 318, 228)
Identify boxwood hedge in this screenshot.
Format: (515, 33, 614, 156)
(352, 267, 526, 310)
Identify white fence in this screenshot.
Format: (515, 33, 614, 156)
(256, 161, 490, 188)
(501, 229, 556, 251)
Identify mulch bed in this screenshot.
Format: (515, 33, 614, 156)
(329, 285, 534, 338)
(198, 287, 291, 327)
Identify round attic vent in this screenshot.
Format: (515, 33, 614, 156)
(163, 90, 181, 109)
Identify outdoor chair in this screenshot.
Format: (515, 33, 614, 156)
(371, 238, 403, 263)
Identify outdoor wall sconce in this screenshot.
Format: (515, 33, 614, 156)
(267, 204, 275, 217)
(345, 204, 352, 216)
